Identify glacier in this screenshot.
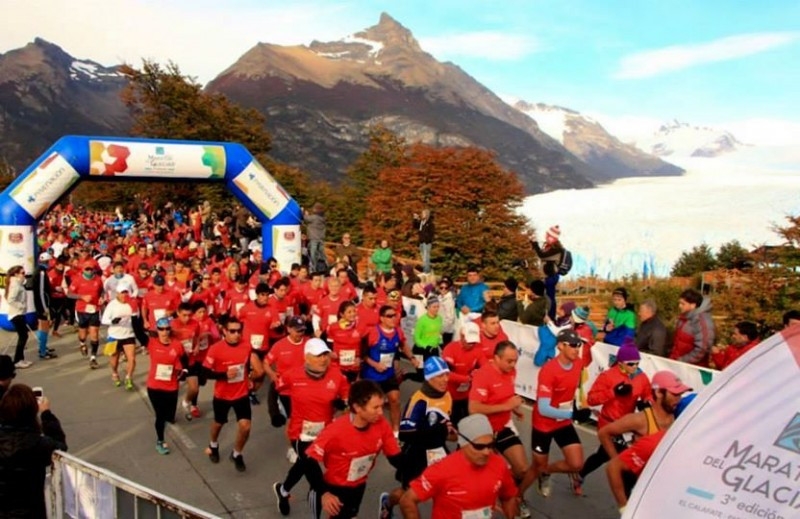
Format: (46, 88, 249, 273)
(519, 145, 800, 280)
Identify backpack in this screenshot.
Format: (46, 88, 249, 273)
(558, 250, 573, 276)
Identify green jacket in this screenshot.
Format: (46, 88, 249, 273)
(413, 313, 443, 349)
(371, 247, 393, 273)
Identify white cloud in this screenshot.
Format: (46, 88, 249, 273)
(420, 31, 539, 61)
(717, 118, 800, 147)
(615, 32, 800, 79)
(0, 0, 359, 84)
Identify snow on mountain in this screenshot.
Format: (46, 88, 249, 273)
(69, 59, 122, 81)
(636, 120, 743, 158)
(514, 102, 574, 144)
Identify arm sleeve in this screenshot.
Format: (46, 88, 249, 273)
(537, 397, 573, 420)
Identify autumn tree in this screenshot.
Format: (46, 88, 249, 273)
(671, 243, 718, 276)
(716, 240, 751, 269)
(363, 144, 532, 279)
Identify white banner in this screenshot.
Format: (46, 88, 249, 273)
(271, 224, 301, 275)
(401, 297, 427, 349)
(89, 140, 226, 179)
(10, 152, 80, 219)
(232, 160, 290, 219)
(623, 327, 800, 519)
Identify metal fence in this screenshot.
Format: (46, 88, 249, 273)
(49, 451, 221, 519)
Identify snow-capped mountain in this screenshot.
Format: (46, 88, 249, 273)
(513, 101, 682, 181)
(637, 120, 744, 158)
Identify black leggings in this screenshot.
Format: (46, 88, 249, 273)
(283, 440, 312, 492)
(11, 315, 29, 363)
(50, 299, 66, 332)
(580, 438, 629, 479)
(147, 388, 178, 442)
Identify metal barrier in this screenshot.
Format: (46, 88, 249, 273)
(49, 451, 220, 519)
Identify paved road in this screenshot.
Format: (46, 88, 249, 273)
(4, 328, 620, 518)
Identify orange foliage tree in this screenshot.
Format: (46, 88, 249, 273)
(363, 144, 533, 279)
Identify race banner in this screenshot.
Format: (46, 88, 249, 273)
(623, 326, 800, 519)
(88, 140, 226, 179)
(271, 224, 301, 275)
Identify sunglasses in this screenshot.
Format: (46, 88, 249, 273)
(157, 327, 170, 332)
(458, 433, 495, 451)
(624, 362, 640, 367)
(383, 313, 397, 318)
(565, 343, 582, 349)
(226, 329, 242, 334)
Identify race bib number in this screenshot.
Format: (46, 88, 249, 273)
(248, 289, 256, 301)
(339, 350, 356, 366)
(235, 303, 245, 315)
(379, 353, 394, 369)
(327, 314, 337, 325)
(462, 507, 492, 519)
(85, 304, 97, 314)
(155, 364, 173, 382)
(250, 334, 265, 350)
(426, 447, 447, 466)
(300, 420, 325, 442)
(198, 337, 209, 350)
(456, 382, 471, 393)
(228, 364, 245, 383)
(154, 309, 167, 320)
(181, 340, 192, 354)
(346, 454, 376, 482)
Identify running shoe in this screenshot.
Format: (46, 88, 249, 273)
(273, 482, 291, 516)
(569, 472, 584, 496)
(89, 356, 99, 369)
(230, 452, 246, 472)
(14, 360, 32, 369)
(518, 499, 532, 518)
(125, 378, 134, 391)
(190, 406, 201, 418)
(379, 492, 393, 519)
(39, 352, 57, 360)
(286, 447, 298, 464)
(249, 392, 260, 405)
(51, 331, 61, 338)
(113, 378, 121, 387)
(156, 441, 170, 455)
(80, 344, 88, 357)
(537, 473, 552, 498)
(182, 400, 193, 421)
(206, 444, 220, 463)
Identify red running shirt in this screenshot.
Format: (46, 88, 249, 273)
(143, 290, 177, 329)
(170, 318, 199, 363)
(468, 362, 517, 433)
(237, 301, 274, 352)
(277, 366, 350, 441)
(532, 357, 582, 433)
(441, 341, 484, 401)
(69, 276, 103, 313)
(202, 339, 252, 401)
(410, 450, 517, 519)
(308, 414, 400, 488)
(619, 430, 666, 476)
(326, 322, 363, 372)
(266, 337, 307, 394)
(146, 337, 185, 392)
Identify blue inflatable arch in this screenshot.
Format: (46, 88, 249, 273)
(0, 136, 302, 330)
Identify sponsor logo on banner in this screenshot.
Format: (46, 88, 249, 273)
(10, 152, 80, 219)
(233, 161, 290, 219)
(89, 141, 225, 178)
(773, 412, 800, 454)
(271, 225, 300, 274)
(9, 233, 23, 244)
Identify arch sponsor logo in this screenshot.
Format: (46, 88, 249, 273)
(774, 412, 800, 454)
(10, 152, 80, 219)
(233, 160, 289, 219)
(89, 141, 225, 178)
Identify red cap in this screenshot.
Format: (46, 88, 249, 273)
(651, 371, 692, 395)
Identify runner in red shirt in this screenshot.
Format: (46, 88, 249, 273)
(607, 430, 667, 514)
(399, 414, 519, 519)
(267, 278, 294, 343)
(301, 272, 325, 315)
(314, 277, 344, 338)
(355, 286, 380, 335)
(326, 301, 363, 383)
(334, 269, 358, 302)
(47, 256, 68, 337)
(170, 303, 201, 420)
(238, 283, 279, 405)
(146, 317, 188, 455)
(67, 264, 104, 368)
(441, 321, 484, 425)
(192, 300, 219, 368)
(142, 275, 177, 331)
(305, 380, 402, 519)
(264, 316, 308, 428)
(189, 274, 216, 316)
(222, 275, 250, 319)
(476, 310, 509, 361)
(272, 339, 350, 516)
(201, 317, 264, 472)
(525, 329, 593, 499)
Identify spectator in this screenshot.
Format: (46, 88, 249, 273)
(370, 239, 393, 276)
(571, 306, 598, 367)
(603, 288, 636, 347)
(555, 301, 576, 327)
(304, 203, 326, 272)
(5, 266, 31, 369)
(0, 355, 14, 399)
(517, 280, 549, 326)
(670, 289, 715, 366)
(412, 209, 434, 274)
(436, 277, 457, 344)
(783, 310, 800, 330)
(635, 299, 668, 357)
(0, 384, 68, 518)
(334, 233, 361, 270)
(529, 226, 565, 319)
(496, 277, 519, 322)
(455, 266, 490, 315)
(711, 321, 760, 370)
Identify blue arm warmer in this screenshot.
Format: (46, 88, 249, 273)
(538, 397, 573, 420)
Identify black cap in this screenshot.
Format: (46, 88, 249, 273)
(288, 315, 306, 330)
(556, 329, 583, 346)
(153, 275, 166, 286)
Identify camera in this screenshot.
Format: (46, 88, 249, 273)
(32, 386, 44, 403)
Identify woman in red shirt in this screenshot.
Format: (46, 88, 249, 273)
(326, 301, 363, 383)
(146, 317, 188, 455)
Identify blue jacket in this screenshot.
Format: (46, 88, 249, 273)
(455, 282, 489, 313)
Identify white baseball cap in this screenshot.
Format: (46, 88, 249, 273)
(462, 322, 481, 343)
(304, 338, 331, 356)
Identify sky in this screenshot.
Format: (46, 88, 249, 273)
(2, 0, 799, 143)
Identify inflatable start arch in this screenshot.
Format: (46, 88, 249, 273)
(0, 136, 302, 330)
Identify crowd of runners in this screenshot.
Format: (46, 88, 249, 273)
(2, 200, 795, 519)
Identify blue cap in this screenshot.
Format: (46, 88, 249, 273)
(155, 317, 171, 329)
(423, 356, 449, 381)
